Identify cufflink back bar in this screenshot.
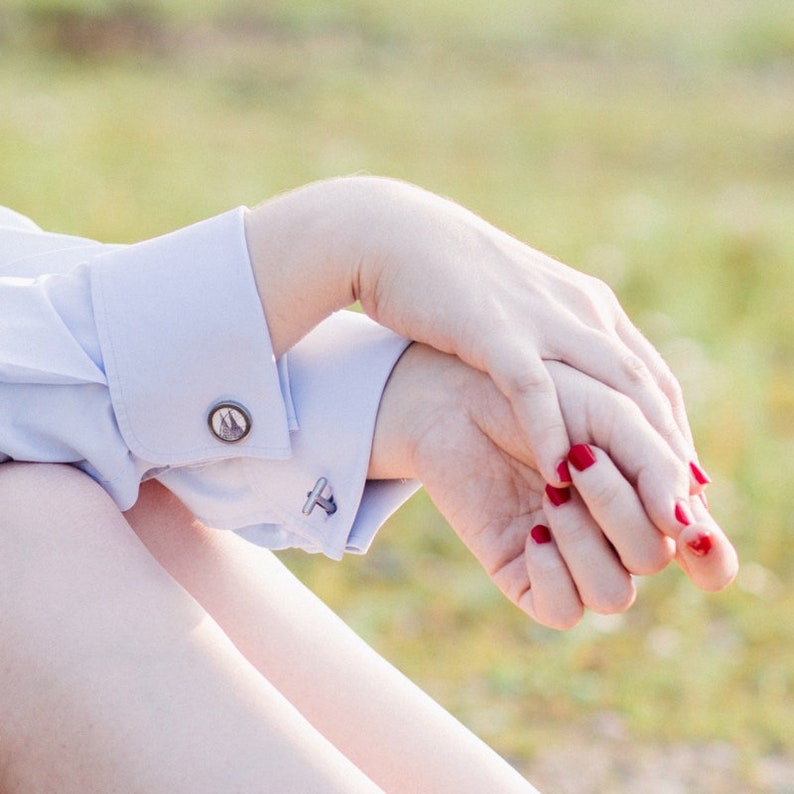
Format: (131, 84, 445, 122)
(208, 402, 252, 443)
(303, 477, 337, 516)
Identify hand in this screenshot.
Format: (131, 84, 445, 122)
(245, 176, 699, 489)
(370, 344, 737, 629)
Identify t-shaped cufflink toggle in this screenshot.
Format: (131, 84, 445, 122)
(302, 477, 337, 516)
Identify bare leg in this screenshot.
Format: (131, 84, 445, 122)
(125, 480, 539, 794)
(0, 464, 382, 794)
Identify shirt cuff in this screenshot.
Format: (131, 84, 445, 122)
(239, 311, 416, 559)
(89, 208, 293, 465)
(162, 311, 418, 560)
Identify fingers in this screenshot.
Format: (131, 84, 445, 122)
(518, 506, 636, 630)
(516, 524, 584, 631)
(615, 312, 695, 451)
(561, 441, 738, 593)
(542, 486, 637, 616)
(505, 454, 736, 630)
(548, 361, 693, 543)
(484, 341, 571, 486)
(515, 470, 645, 629)
(485, 324, 688, 488)
(674, 499, 739, 592)
(543, 308, 695, 474)
(564, 444, 674, 575)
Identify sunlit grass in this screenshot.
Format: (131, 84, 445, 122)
(2, 1, 793, 787)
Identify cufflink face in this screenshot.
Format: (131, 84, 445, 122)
(208, 402, 252, 443)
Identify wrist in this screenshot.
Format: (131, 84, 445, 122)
(369, 344, 473, 481)
(244, 179, 369, 357)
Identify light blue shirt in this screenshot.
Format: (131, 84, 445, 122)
(0, 206, 418, 559)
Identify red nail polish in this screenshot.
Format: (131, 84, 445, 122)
(531, 524, 552, 544)
(687, 532, 713, 557)
(568, 444, 597, 472)
(690, 461, 713, 486)
(545, 484, 571, 507)
(556, 460, 572, 484)
(675, 501, 693, 526)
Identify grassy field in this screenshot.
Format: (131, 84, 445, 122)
(2, 1, 793, 790)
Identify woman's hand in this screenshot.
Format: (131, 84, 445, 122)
(370, 344, 737, 629)
(246, 176, 697, 489)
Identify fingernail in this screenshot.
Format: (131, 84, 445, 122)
(687, 531, 713, 557)
(531, 524, 552, 544)
(690, 461, 713, 486)
(675, 501, 694, 526)
(545, 484, 571, 507)
(698, 491, 710, 512)
(556, 460, 572, 484)
(568, 443, 597, 472)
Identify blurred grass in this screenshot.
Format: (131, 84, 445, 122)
(2, 0, 793, 788)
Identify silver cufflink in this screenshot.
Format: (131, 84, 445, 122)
(303, 477, 337, 516)
(208, 402, 252, 443)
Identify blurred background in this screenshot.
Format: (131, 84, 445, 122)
(2, 1, 793, 790)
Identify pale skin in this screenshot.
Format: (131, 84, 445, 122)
(245, 175, 736, 609)
(371, 346, 736, 625)
(0, 349, 736, 792)
(0, 177, 737, 790)
(246, 175, 695, 487)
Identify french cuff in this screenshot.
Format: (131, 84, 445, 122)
(238, 311, 417, 560)
(89, 208, 292, 465)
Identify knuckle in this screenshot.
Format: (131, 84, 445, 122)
(508, 366, 555, 399)
(587, 386, 636, 433)
(656, 363, 684, 402)
(587, 577, 636, 615)
(582, 474, 625, 509)
(629, 543, 674, 576)
(551, 519, 592, 549)
(544, 603, 584, 631)
(620, 351, 652, 384)
(595, 277, 618, 304)
(589, 278, 621, 319)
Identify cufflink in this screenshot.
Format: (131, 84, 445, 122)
(208, 402, 252, 443)
(303, 477, 337, 516)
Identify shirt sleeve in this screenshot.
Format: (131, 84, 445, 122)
(160, 311, 421, 559)
(0, 207, 419, 557)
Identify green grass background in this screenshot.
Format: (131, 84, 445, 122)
(2, 1, 793, 789)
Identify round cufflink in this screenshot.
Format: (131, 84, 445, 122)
(208, 402, 252, 443)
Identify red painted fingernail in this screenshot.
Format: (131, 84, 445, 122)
(531, 524, 552, 544)
(556, 459, 572, 484)
(545, 484, 571, 506)
(690, 461, 713, 486)
(687, 531, 713, 557)
(675, 501, 693, 526)
(568, 444, 597, 472)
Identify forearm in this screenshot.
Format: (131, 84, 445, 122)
(244, 178, 369, 357)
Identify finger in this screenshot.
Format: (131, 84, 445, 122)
(616, 317, 715, 497)
(483, 342, 571, 486)
(675, 500, 739, 592)
(543, 485, 636, 615)
(549, 362, 691, 541)
(566, 444, 674, 575)
(515, 522, 584, 630)
(544, 316, 693, 467)
(615, 312, 695, 450)
(688, 458, 713, 495)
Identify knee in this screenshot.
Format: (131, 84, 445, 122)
(0, 462, 117, 552)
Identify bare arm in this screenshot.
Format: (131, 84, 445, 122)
(244, 176, 698, 489)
